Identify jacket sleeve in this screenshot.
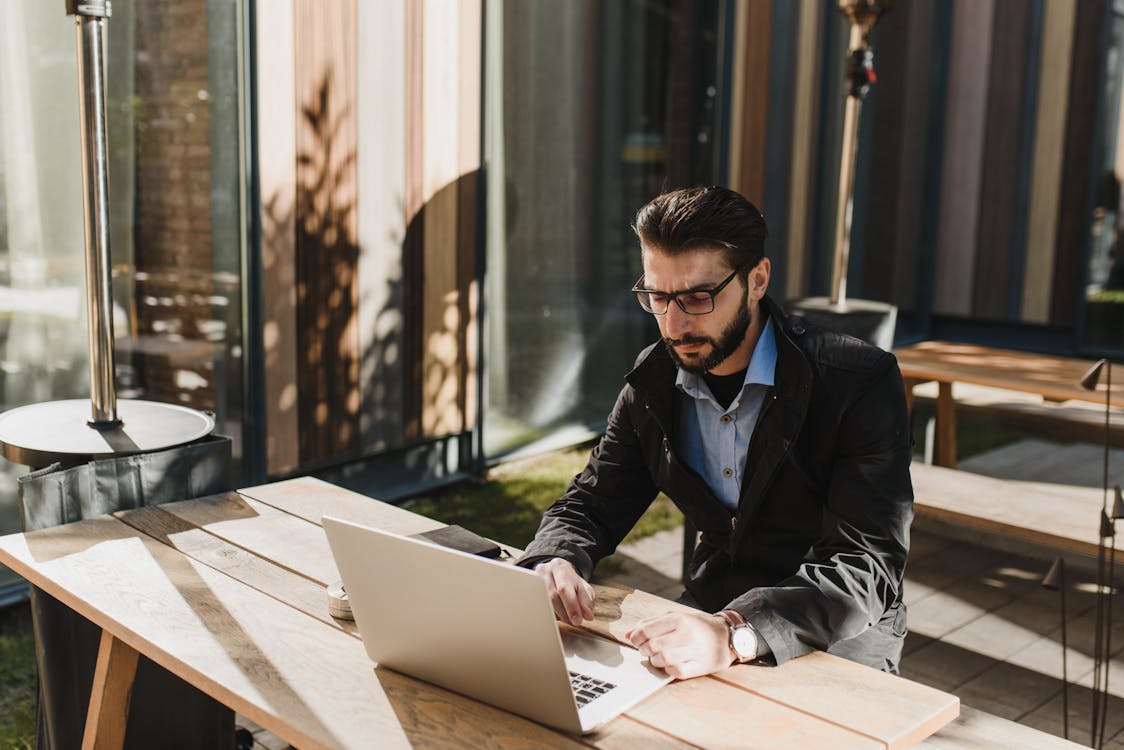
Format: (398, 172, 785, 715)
(515, 383, 661, 579)
(728, 356, 914, 664)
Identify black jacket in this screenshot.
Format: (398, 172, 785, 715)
(517, 297, 914, 672)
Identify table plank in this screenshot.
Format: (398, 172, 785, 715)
(894, 341, 1124, 408)
(0, 517, 590, 750)
(625, 677, 883, 750)
(157, 492, 343, 585)
(113, 504, 358, 636)
(238, 476, 445, 535)
(715, 651, 959, 750)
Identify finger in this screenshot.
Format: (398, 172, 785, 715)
(577, 580, 595, 621)
(664, 659, 704, 680)
(552, 575, 590, 626)
(626, 613, 679, 644)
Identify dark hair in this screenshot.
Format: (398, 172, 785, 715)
(632, 186, 768, 271)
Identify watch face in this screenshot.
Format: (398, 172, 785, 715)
(732, 626, 756, 658)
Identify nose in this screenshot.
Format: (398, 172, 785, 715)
(662, 303, 694, 339)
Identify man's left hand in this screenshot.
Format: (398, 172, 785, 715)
(624, 611, 733, 680)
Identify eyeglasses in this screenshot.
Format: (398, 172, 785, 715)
(631, 267, 743, 315)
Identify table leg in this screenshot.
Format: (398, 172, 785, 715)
(82, 630, 140, 750)
(902, 377, 923, 419)
(935, 381, 957, 468)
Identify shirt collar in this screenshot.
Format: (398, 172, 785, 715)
(675, 314, 778, 397)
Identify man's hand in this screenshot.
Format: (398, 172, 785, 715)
(625, 611, 733, 680)
(533, 558, 595, 626)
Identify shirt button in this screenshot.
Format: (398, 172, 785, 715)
(721, 415, 732, 423)
(723, 468, 733, 477)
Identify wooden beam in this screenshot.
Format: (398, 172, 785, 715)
(82, 631, 140, 750)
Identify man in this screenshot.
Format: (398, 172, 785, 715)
(517, 186, 913, 678)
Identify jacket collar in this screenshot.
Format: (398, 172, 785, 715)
(625, 295, 813, 528)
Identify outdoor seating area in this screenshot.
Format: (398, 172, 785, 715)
(7, 0, 1124, 748)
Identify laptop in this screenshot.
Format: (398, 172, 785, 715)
(322, 516, 672, 734)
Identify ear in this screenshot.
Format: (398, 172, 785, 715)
(746, 259, 770, 302)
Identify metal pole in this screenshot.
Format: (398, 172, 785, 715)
(69, 0, 119, 427)
(830, 0, 892, 306)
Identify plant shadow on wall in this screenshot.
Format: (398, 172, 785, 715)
(263, 72, 475, 466)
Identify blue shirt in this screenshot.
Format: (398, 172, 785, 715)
(674, 320, 777, 511)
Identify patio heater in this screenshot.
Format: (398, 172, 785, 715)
(789, 0, 897, 350)
(0, 0, 215, 472)
(0, 3, 234, 747)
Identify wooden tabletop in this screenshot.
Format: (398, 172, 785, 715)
(0, 477, 968, 748)
(894, 341, 1124, 407)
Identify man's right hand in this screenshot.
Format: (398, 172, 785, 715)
(534, 558, 595, 626)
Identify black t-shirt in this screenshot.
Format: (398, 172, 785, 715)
(702, 368, 747, 411)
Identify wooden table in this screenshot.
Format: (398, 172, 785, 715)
(0, 476, 971, 748)
(894, 341, 1124, 467)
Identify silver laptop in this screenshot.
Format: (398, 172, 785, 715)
(322, 516, 671, 734)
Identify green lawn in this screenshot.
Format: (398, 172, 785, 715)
(0, 603, 35, 750)
(402, 443, 681, 550)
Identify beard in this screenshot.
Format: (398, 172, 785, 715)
(662, 295, 752, 374)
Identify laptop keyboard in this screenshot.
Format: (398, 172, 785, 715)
(569, 671, 617, 707)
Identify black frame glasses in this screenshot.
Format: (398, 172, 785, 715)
(631, 267, 743, 315)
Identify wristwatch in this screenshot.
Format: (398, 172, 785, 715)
(719, 609, 758, 664)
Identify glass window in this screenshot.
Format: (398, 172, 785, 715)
(484, 0, 728, 457)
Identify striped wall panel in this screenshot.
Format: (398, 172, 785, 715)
(973, 0, 1031, 320)
(1052, 0, 1106, 326)
(934, 0, 995, 317)
(1022, 0, 1077, 323)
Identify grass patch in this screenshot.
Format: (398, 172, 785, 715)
(0, 603, 36, 750)
(909, 404, 1024, 461)
(402, 443, 682, 555)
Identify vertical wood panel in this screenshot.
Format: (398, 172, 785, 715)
(730, 0, 773, 205)
(1022, 0, 1075, 323)
(402, 1, 425, 441)
(293, 0, 359, 462)
(421, 0, 464, 437)
(862, 1, 911, 304)
(889, 0, 937, 312)
(356, 0, 406, 452)
(457, 0, 482, 431)
(256, 0, 299, 474)
(973, 0, 1030, 320)
(1051, 0, 1105, 326)
(784, 0, 820, 301)
(933, 0, 995, 316)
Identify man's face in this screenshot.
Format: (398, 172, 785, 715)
(640, 247, 770, 375)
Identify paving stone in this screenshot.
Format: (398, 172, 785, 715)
(1020, 683, 1124, 748)
(1004, 632, 1095, 686)
(942, 611, 1049, 662)
(900, 639, 999, 692)
(957, 661, 1064, 720)
(907, 588, 991, 640)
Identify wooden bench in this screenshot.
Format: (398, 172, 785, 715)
(909, 381, 1124, 450)
(910, 461, 1105, 559)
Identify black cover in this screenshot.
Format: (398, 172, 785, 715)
(18, 434, 235, 750)
(411, 524, 504, 559)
